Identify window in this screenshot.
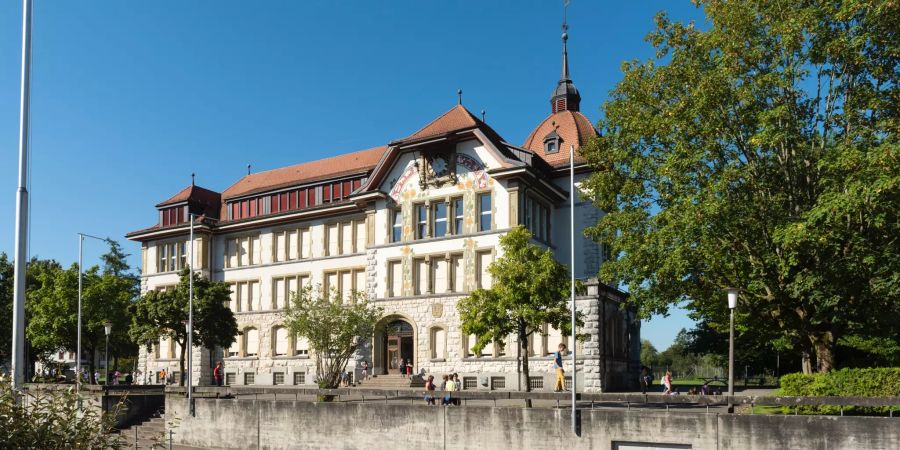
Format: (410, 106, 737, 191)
(478, 193, 492, 231)
(430, 327, 447, 359)
(273, 228, 308, 262)
(326, 223, 339, 256)
(414, 258, 428, 295)
(156, 241, 187, 273)
(465, 334, 490, 357)
(228, 334, 241, 358)
(273, 327, 289, 356)
(433, 202, 448, 237)
(452, 198, 464, 234)
(272, 274, 309, 310)
(244, 328, 259, 357)
(225, 373, 236, 385)
(327, 220, 365, 255)
(432, 257, 448, 293)
(294, 336, 309, 356)
(391, 209, 403, 243)
(273, 372, 285, 385)
(324, 268, 366, 303)
(415, 204, 428, 239)
(225, 235, 261, 268)
(293, 372, 306, 385)
(523, 196, 551, 242)
(388, 261, 403, 297)
(300, 228, 312, 258)
(545, 324, 563, 356)
(463, 377, 477, 390)
(451, 254, 464, 292)
(477, 251, 493, 289)
(546, 140, 558, 154)
(228, 280, 260, 312)
(244, 372, 255, 385)
(528, 377, 544, 390)
(491, 377, 506, 390)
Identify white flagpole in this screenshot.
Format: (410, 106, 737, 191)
(11, 0, 33, 392)
(188, 213, 194, 415)
(570, 144, 577, 432)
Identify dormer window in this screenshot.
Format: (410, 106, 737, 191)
(543, 130, 561, 154)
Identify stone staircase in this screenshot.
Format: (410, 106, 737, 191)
(115, 413, 167, 449)
(357, 374, 421, 389)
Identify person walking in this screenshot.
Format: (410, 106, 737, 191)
(553, 343, 567, 392)
(213, 361, 224, 386)
(361, 361, 369, 381)
(662, 370, 673, 395)
(640, 366, 652, 394)
(442, 375, 457, 406)
(399, 359, 407, 378)
(424, 375, 436, 405)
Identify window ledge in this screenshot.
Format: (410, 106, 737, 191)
(429, 358, 447, 363)
(224, 356, 259, 361)
(272, 355, 310, 360)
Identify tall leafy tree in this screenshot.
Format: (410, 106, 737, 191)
(129, 269, 237, 385)
(583, 0, 899, 373)
(26, 241, 138, 380)
(0, 254, 13, 369)
(282, 286, 382, 389)
(457, 226, 579, 397)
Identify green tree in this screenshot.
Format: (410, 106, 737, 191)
(129, 269, 237, 386)
(0, 254, 12, 368)
(26, 241, 138, 381)
(282, 285, 382, 389)
(583, 0, 899, 373)
(640, 339, 659, 368)
(457, 226, 580, 397)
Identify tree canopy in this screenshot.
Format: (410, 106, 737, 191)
(0, 254, 12, 367)
(281, 285, 382, 389)
(583, 0, 899, 373)
(25, 241, 138, 377)
(457, 226, 580, 393)
(129, 269, 237, 385)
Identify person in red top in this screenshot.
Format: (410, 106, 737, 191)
(213, 361, 224, 386)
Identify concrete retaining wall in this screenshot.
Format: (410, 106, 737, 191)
(166, 396, 900, 450)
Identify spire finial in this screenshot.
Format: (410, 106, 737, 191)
(457, 89, 463, 105)
(481, 110, 486, 123)
(247, 164, 251, 175)
(191, 173, 195, 186)
(561, 0, 571, 80)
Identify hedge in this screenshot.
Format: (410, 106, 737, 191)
(778, 367, 900, 415)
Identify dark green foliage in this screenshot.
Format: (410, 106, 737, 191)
(582, 0, 900, 373)
(0, 379, 123, 448)
(779, 368, 900, 415)
(129, 269, 237, 385)
(282, 286, 382, 389)
(458, 226, 581, 393)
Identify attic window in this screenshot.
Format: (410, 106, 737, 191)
(546, 140, 558, 154)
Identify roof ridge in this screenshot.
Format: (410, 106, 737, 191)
(402, 104, 479, 141)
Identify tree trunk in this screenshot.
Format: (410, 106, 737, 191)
(811, 332, 835, 373)
(519, 320, 532, 408)
(800, 348, 813, 374)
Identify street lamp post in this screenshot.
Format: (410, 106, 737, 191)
(104, 322, 112, 385)
(725, 288, 739, 413)
(77, 233, 108, 393)
(187, 213, 195, 416)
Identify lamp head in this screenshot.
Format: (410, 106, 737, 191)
(103, 322, 112, 336)
(725, 288, 739, 309)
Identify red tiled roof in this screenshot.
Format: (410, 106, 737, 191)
(156, 185, 221, 208)
(400, 105, 480, 142)
(221, 146, 387, 199)
(523, 110, 598, 167)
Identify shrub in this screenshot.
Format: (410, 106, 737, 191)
(0, 379, 124, 448)
(778, 368, 900, 415)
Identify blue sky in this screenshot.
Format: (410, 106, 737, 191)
(0, 1, 705, 350)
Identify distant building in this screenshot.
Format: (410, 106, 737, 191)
(126, 30, 640, 392)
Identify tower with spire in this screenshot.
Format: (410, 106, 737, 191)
(551, 28, 581, 113)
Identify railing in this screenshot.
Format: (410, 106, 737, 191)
(163, 386, 900, 415)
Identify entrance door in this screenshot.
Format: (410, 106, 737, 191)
(383, 319, 414, 375)
(387, 337, 401, 371)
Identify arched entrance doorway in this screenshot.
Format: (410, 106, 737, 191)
(374, 316, 415, 375)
